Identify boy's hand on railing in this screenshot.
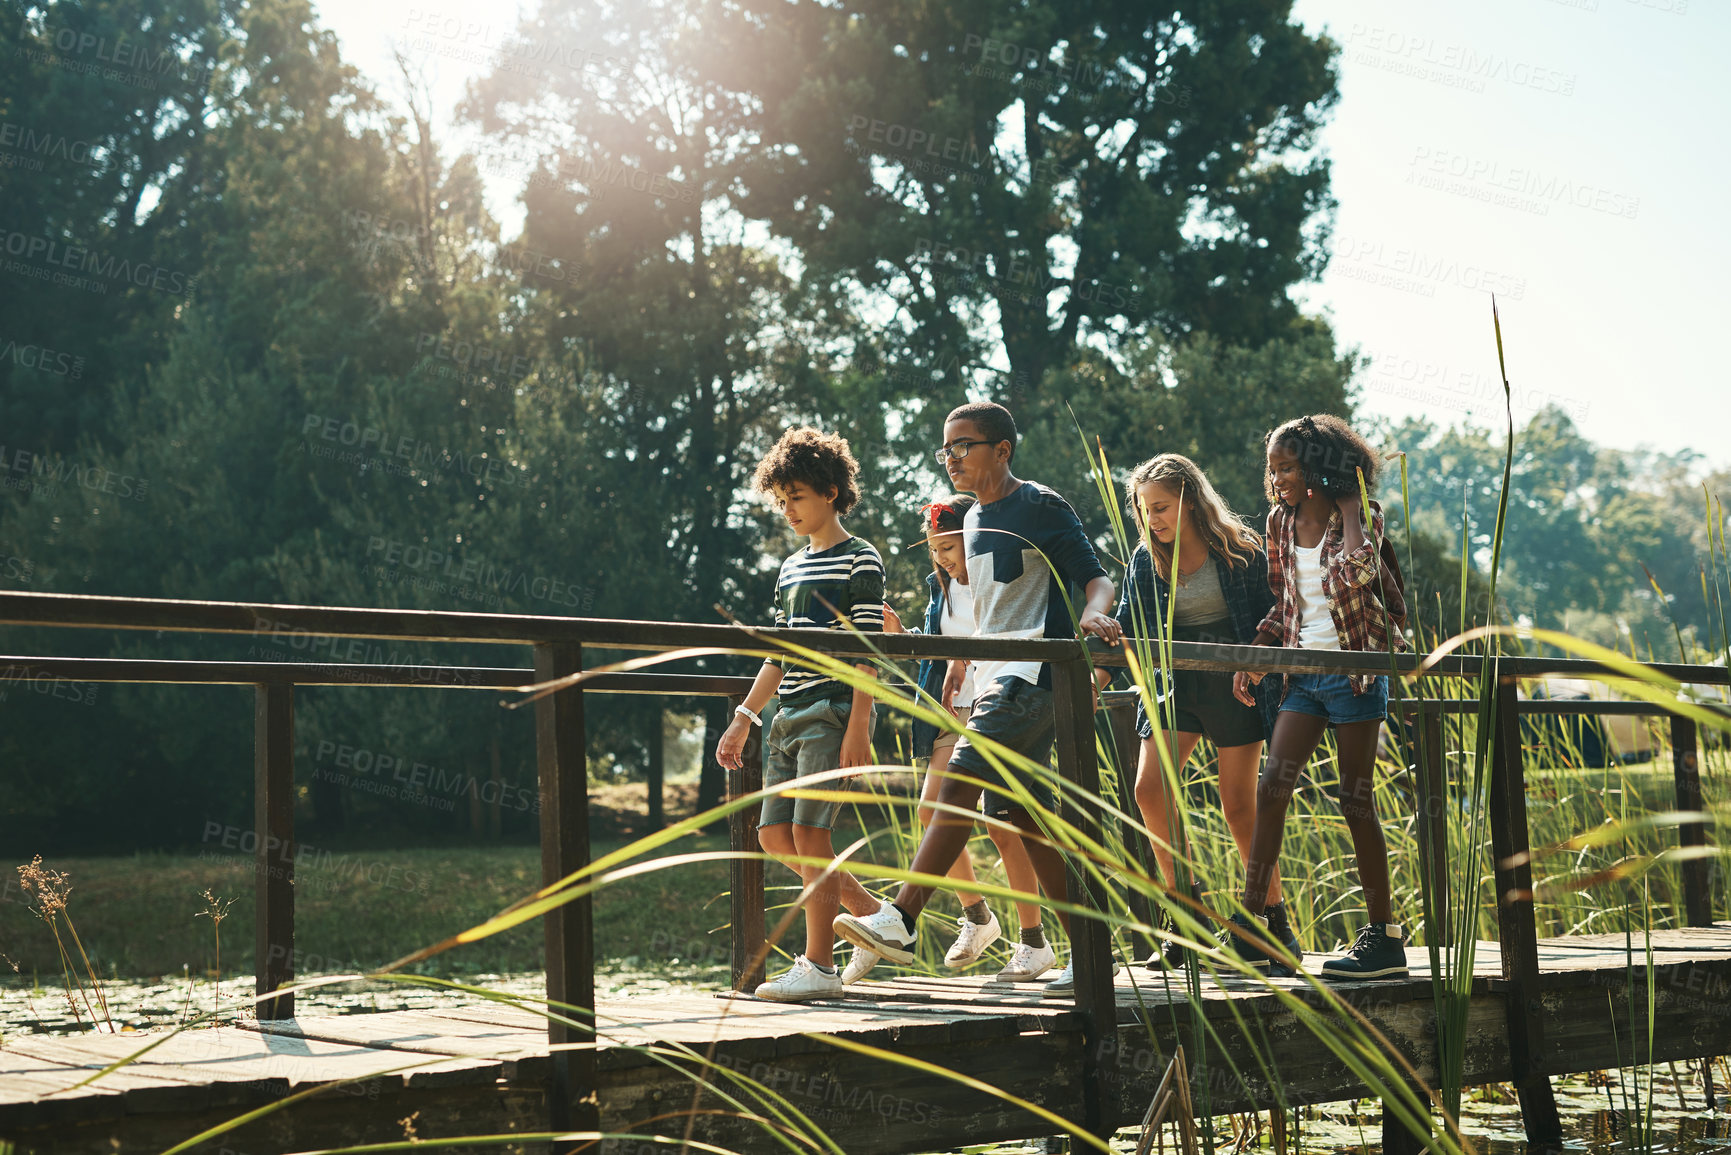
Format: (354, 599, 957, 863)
(882, 604, 905, 633)
(1078, 608, 1123, 646)
(717, 717, 750, 770)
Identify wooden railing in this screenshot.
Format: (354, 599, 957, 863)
(1, 589, 1726, 1144)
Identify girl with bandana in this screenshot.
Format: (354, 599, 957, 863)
(868, 496, 1053, 983)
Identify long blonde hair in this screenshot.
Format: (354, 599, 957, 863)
(1124, 454, 1261, 581)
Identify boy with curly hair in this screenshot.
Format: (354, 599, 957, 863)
(716, 426, 893, 1001)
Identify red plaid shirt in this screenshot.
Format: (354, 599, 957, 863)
(1257, 500, 1407, 695)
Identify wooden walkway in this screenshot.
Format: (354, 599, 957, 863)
(6, 927, 1730, 1154)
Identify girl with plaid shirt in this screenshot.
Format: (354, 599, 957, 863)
(1228, 415, 1411, 982)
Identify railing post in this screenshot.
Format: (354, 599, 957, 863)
(254, 682, 295, 1021)
(1105, 699, 1158, 962)
(1488, 678, 1562, 1148)
(535, 643, 598, 1138)
(728, 694, 766, 993)
(1053, 654, 1116, 1136)
(1671, 714, 1713, 927)
(1381, 1085, 1432, 1155)
(1415, 700, 1450, 943)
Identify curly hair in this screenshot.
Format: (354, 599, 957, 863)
(1264, 414, 1382, 505)
(1124, 454, 1261, 578)
(753, 427, 862, 515)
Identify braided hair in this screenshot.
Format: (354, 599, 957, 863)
(1263, 414, 1382, 505)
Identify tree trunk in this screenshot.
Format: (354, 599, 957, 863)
(697, 698, 728, 831)
(647, 707, 665, 832)
(310, 766, 346, 834)
(487, 727, 503, 840)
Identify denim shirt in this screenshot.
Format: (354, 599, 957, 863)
(1113, 542, 1281, 740)
(910, 570, 951, 758)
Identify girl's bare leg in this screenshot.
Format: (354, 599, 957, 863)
(1216, 740, 1283, 906)
(1133, 731, 1203, 887)
(920, 744, 983, 908)
(1334, 719, 1393, 923)
(1243, 711, 1328, 912)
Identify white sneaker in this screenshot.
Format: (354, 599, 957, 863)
(944, 910, 1002, 968)
(833, 902, 917, 965)
(754, 955, 843, 1002)
(841, 945, 880, 985)
(1043, 957, 1122, 996)
(995, 939, 1057, 982)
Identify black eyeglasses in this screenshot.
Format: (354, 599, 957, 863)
(933, 439, 996, 464)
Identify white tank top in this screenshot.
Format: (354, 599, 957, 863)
(939, 579, 978, 707)
(1292, 540, 1340, 650)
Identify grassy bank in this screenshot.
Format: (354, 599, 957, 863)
(0, 834, 735, 980)
(3, 753, 1715, 986)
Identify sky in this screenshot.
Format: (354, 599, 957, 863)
(315, 0, 1727, 468)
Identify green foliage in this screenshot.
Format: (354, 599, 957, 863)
(0, 0, 239, 451)
(1, 0, 1723, 864)
(718, 0, 1342, 389)
(1381, 407, 1725, 656)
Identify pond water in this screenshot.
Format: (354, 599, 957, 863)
(4, 967, 1726, 1154)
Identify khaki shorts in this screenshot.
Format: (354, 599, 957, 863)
(761, 695, 877, 830)
(929, 704, 973, 759)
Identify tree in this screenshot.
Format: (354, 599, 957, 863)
(460, 0, 908, 813)
(717, 0, 1341, 392)
(1380, 407, 1724, 655)
(0, 0, 546, 851)
(1, 0, 239, 452)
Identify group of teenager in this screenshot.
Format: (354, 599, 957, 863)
(714, 401, 1410, 1003)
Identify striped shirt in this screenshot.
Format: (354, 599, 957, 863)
(771, 536, 886, 702)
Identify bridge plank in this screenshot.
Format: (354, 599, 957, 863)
(6, 926, 1731, 1154)
(1, 1026, 496, 1094)
(246, 1010, 538, 1055)
(240, 1016, 516, 1088)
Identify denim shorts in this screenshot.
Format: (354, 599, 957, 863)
(761, 694, 876, 830)
(949, 675, 1056, 819)
(1279, 673, 1388, 726)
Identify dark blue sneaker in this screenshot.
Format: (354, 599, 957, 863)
(1264, 901, 1303, 964)
(1320, 922, 1411, 981)
(1224, 911, 1292, 978)
(1143, 908, 1192, 971)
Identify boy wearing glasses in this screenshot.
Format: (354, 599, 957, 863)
(834, 402, 1121, 994)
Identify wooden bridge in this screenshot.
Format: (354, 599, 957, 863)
(1, 590, 1726, 1154)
